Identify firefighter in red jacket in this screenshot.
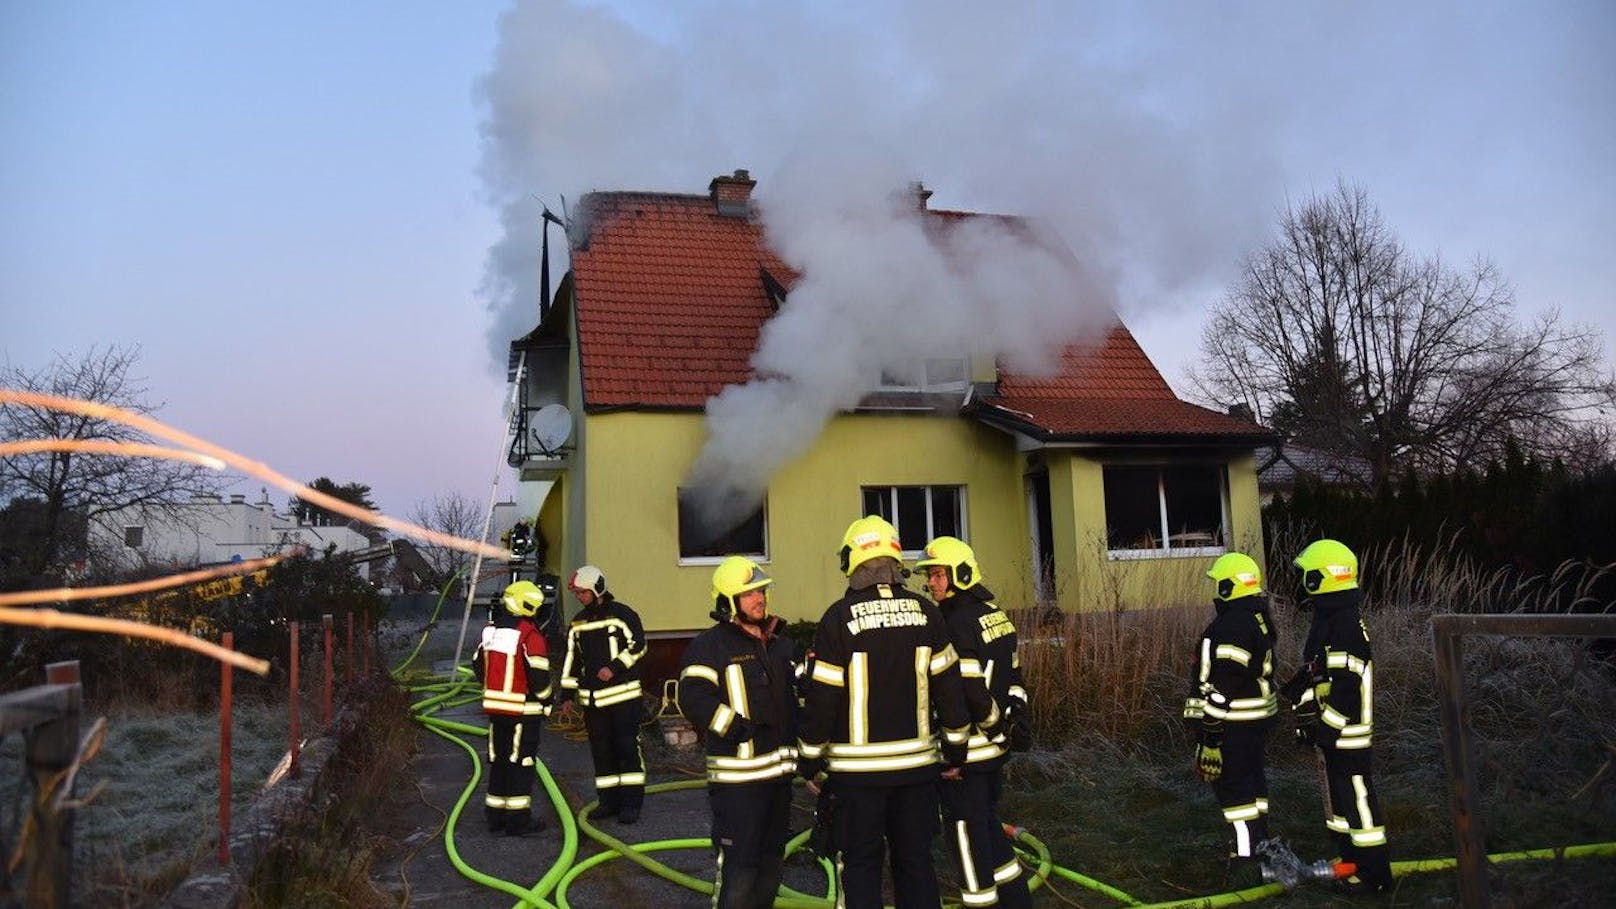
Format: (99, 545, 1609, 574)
(1186, 552, 1279, 881)
(799, 516, 973, 909)
(473, 579, 553, 836)
(677, 556, 800, 909)
(918, 536, 1030, 909)
(559, 564, 649, 824)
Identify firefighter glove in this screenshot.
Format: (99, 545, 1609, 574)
(1279, 669, 1311, 706)
(1194, 742, 1223, 782)
(1007, 703, 1033, 753)
(723, 715, 755, 745)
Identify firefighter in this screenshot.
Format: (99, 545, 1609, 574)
(559, 564, 648, 824)
(1185, 551, 1280, 882)
(798, 515, 973, 909)
(917, 536, 1030, 909)
(1282, 540, 1391, 893)
(677, 556, 799, 909)
(473, 579, 553, 836)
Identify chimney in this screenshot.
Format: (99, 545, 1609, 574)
(911, 180, 933, 211)
(1227, 403, 1254, 422)
(709, 169, 755, 218)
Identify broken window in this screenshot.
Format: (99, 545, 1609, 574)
(861, 485, 965, 555)
(677, 490, 767, 561)
(1102, 464, 1227, 555)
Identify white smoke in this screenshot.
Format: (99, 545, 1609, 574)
(475, 0, 1298, 527)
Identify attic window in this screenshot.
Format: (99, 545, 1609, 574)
(124, 525, 145, 548)
(878, 358, 968, 393)
(1102, 464, 1228, 558)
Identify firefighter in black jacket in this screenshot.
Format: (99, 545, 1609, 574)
(559, 564, 648, 824)
(677, 556, 800, 909)
(918, 536, 1030, 909)
(799, 515, 973, 909)
(472, 580, 554, 836)
(1185, 552, 1279, 880)
(1283, 539, 1391, 893)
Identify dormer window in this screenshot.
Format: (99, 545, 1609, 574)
(878, 358, 969, 393)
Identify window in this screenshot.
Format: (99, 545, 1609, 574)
(123, 525, 145, 548)
(861, 486, 965, 555)
(878, 358, 969, 392)
(677, 489, 767, 561)
(1102, 464, 1227, 557)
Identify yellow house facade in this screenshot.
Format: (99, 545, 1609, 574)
(508, 172, 1274, 664)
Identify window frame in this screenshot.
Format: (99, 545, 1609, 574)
(675, 489, 769, 566)
(1101, 462, 1229, 561)
(860, 485, 968, 558)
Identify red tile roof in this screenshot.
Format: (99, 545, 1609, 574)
(566, 185, 1271, 443)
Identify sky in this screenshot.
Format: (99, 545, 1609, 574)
(4, 0, 1613, 522)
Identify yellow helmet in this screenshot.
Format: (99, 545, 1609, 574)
(710, 555, 772, 621)
(1207, 552, 1262, 602)
(1294, 539, 1358, 594)
(839, 515, 904, 576)
(915, 536, 981, 590)
(501, 580, 544, 617)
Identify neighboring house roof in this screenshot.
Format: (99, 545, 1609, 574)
(562, 172, 1273, 444)
(1258, 443, 1373, 489)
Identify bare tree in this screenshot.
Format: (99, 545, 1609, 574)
(406, 492, 483, 590)
(1192, 182, 1616, 485)
(0, 346, 224, 585)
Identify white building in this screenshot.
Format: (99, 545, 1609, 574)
(89, 488, 377, 574)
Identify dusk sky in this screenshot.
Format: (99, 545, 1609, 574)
(5, 1, 1612, 521)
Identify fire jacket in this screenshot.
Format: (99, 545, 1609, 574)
(799, 582, 972, 785)
(677, 615, 800, 785)
(560, 595, 647, 708)
(474, 613, 552, 716)
(1184, 594, 1278, 728)
(938, 584, 1025, 767)
(1293, 588, 1374, 750)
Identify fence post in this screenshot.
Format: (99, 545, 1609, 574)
(23, 660, 81, 909)
(322, 613, 334, 726)
(289, 621, 301, 778)
(219, 631, 234, 866)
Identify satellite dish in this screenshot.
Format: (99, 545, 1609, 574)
(530, 403, 573, 456)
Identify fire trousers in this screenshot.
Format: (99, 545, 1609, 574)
(940, 768, 1030, 908)
(832, 778, 942, 909)
(709, 778, 792, 909)
(1210, 723, 1270, 859)
(485, 713, 541, 832)
(1320, 745, 1390, 885)
(584, 699, 645, 814)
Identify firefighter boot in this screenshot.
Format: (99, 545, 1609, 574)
(485, 806, 506, 835)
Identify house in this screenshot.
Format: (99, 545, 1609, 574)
(88, 489, 377, 575)
(507, 171, 1274, 669)
(1257, 442, 1374, 504)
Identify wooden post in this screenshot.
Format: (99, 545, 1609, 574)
(24, 661, 81, 909)
(1434, 626, 1486, 905)
(289, 621, 301, 778)
(322, 614, 334, 726)
(219, 631, 234, 866)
